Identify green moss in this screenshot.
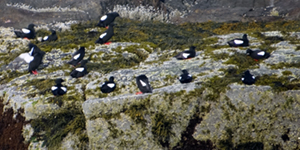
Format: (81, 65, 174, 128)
(114, 18, 206, 50)
(88, 43, 153, 74)
(224, 52, 260, 74)
(211, 52, 230, 61)
(44, 64, 70, 73)
(202, 68, 240, 101)
(281, 70, 292, 76)
(282, 97, 294, 109)
(124, 98, 150, 125)
(22, 78, 55, 98)
(163, 74, 178, 82)
(23, 19, 300, 60)
(0, 70, 27, 84)
(140, 42, 157, 52)
(255, 74, 300, 92)
(87, 54, 146, 74)
(211, 21, 300, 35)
(151, 113, 174, 147)
(108, 121, 123, 138)
(31, 104, 88, 149)
(1, 48, 27, 65)
(85, 88, 108, 99)
(200, 102, 211, 114)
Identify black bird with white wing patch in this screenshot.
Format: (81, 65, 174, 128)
(95, 24, 114, 45)
(68, 47, 85, 66)
(51, 78, 67, 96)
(100, 76, 116, 93)
(246, 49, 270, 61)
(174, 46, 196, 60)
(70, 59, 88, 78)
(42, 30, 58, 42)
(14, 24, 36, 39)
(178, 70, 193, 83)
(97, 12, 120, 28)
(241, 70, 256, 85)
(136, 75, 152, 95)
(28, 51, 45, 75)
(18, 43, 44, 64)
(28, 43, 45, 56)
(227, 34, 249, 47)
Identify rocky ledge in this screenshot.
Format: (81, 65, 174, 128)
(0, 19, 300, 150)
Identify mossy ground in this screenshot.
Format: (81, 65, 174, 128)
(255, 74, 300, 92)
(30, 104, 87, 149)
(2, 18, 300, 149)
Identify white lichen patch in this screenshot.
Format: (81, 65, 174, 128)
(112, 5, 186, 22)
(6, 3, 85, 13)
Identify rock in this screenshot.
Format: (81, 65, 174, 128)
(1, 20, 300, 150)
(193, 84, 300, 150)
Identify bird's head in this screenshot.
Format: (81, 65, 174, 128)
(182, 70, 188, 74)
(55, 78, 64, 84)
(50, 29, 56, 34)
(28, 24, 36, 29)
(109, 76, 115, 81)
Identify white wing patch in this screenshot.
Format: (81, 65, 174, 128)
(73, 53, 80, 60)
(234, 40, 244, 44)
(75, 67, 85, 72)
(188, 74, 192, 77)
(29, 47, 34, 56)
(61, 87, 67, 92)
(22, 28, 31, 34)
(107, 83, 115, 88)
(140, 80, 147, 86)
(252, 76, 255, 79)
(241, 77, 245, 81)
(100, 33, 107, 39)
(43, 36, 48, 41)
(19, 53, 34, 63)
(100, 15, 107, 21)
(257, 51, 265, 56)
(179, 76, 182, 80)
(51, 86, 57, 91)
(182, 53, 190, 58)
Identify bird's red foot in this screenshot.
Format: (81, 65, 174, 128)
(104, 42, 112, 45)
(136, 91, 143, 95)
(105, 26, 109, 29)
(24, 37, 29, 40)
(32, 70, 38, 75)
(254, 59, 258, 61)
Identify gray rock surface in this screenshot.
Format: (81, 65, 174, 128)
(1, 0, 300, 28)
(1, 21, 300, 149)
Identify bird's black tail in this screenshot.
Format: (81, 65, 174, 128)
(97, 22, 105, 28)
(14, 31, 24, 37)
(264, 52, 271, 59)
(95, 39, 103, 44)
(67, 60, 76, 66)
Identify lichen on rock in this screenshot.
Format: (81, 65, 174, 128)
(2, 19, 300, 150)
